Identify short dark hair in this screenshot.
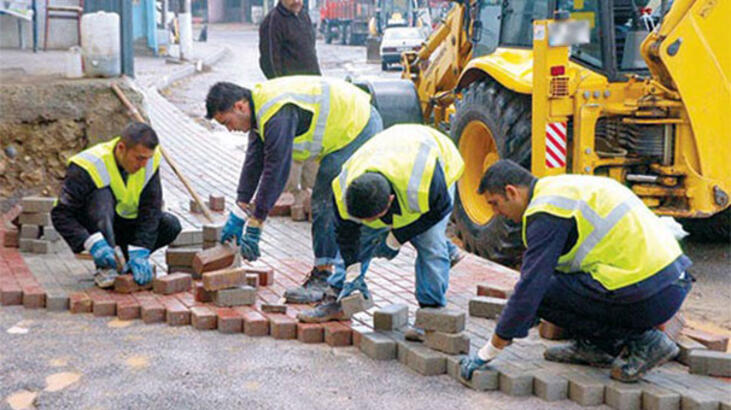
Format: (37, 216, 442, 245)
(346, 173, 392, 219)
(205, 81, 253, 120)
(120, 122, 158, 150)
(478, 159, 536, 195)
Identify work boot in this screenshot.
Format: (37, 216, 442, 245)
(93, 268, 118, 289)
(296, 294, 346, 323)
(404, 326, 425, 342)
(544, 339, 617, 368)
(450, 249, 466, 268)
(284, 267, 331, 304)
(611, 329, 679, 383)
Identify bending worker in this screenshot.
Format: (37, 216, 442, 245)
(204, 77, 383, 303)
(460, 160, 692, 383)
(298, 124, 465, 339)
(52, 122, 182, 288)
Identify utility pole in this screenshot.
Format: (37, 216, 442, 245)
(179, 0, 193, 60)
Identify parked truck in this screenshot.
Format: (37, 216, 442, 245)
(320, 0, 375, 45)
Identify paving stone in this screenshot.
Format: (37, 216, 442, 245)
(539, 320, 569, 340)
(468, 296, 506, 319)
(245, 266, 274, 286)
(170, 229, 203, 247)
(19, 225, 40, 239)
(2, 229, 18, 248)
(414, 308, 465, 333)
(676, 335, 708, 366)
(497, 365, 533, 396)
(19, 212, 52, 226)
(1, 281, 23, 305)
(69, 292, 92, 313)
(153, 273, 192, 295)
(373, 304, 408, 331)
(189, 199, 203, 214)
(532, 370, 568, 402)
(242, 310, 269, 336)
(165, 247, 198, 267)
(21, 196, 56, 213)
(202, 267, 247, 291)
(297, 323, 324, 343)
(323, 321, 352, 346)
(19, 238, 34, 252)
(351, 325, 371, 347)
(360, 331, 397, 360)
(396, 338, 419, 366)
(116, 300, 141, 321)
(424, 331, 470, 355)
(135, 294, 165, 323)
(213, 285, 256, 306)
(605, 382, 642, 410)
(92, 298, 116, 317)
(642, 386, 681, 410)
(168, 266, 198, 277)
(209, 195, 226, 212)
(203, 240, 217, 249)
(290, 204, 306, 221)
(22, 286, 46, 309)
(269, 314, 297, 339)
(682, 328, 729, 352)
(216, 308, 244, 333)
(688, 350, 731, 377)
(446, 356, 499, 391)
(191, 306, 217, 330)
(114, 275, 152, 294)
(30, 239, 64, 254)
(341, 293, 374, 318)
(567, 373, 605, 407)
(681, 394, 719, 410)
(402, 341, 447, 376)
(245, 274, 259, 288)
(162, 297, 190, 326)
(41, 227, 60, 242)
(261, 303, 286, 314)
(476, 282, 514, 299)
(45, 290, 69, 311)
(193, 244, 236, 275)
(194, 282, 214, 303)
(202, 224, 223, 242)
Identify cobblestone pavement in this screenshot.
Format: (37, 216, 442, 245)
(2, 25, 730, 410)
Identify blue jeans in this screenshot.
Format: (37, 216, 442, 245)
(328, 186, 458, 307)
(310, 105, 383, 269)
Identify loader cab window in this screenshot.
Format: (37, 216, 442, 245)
(472, 0, 501, 57)
(557, 0, 603, 68)
(500, 0, 550, 47)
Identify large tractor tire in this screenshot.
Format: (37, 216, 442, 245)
(450, 79, 532, 267)
(678, 207, 731, 243)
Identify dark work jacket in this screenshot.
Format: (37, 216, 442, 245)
(258, 2, 321, 79)
(51, 163, 163, 253)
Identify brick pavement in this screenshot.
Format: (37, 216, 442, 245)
(1, 87, 729, 408)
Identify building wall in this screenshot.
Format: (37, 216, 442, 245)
(1, 0, 81, 50)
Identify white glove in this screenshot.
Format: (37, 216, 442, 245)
(478, 337, 503, 362)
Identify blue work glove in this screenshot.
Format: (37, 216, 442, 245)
(375, 232, 400, 260)
(337, 268, 371, 302)
(125, 247, 153, 285)
(459, 356, 489, 381)
(220, 207, 247, 245)
(85, 232, 117, 269)
(239, 225, 262, 261)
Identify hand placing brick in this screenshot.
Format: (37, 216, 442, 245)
(153, 273, 193, 295)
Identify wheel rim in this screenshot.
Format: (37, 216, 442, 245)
(458, 120, 499, 225)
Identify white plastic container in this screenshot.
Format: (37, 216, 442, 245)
(81, 11, 121, 77)
(64, 46, 83, 78)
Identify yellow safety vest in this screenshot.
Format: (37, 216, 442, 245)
(522, 175, 683, 290)
(333, 124, 464, 229)
(68, 137, 162, 219)
(252, 76, 372, 162)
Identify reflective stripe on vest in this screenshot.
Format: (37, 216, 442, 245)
(73, 150, 112, 187)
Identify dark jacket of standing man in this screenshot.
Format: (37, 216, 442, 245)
(259, 0, 321, 79)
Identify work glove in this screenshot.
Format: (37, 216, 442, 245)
(460, 338, 502, 381)
(84, 232, 117, 270)
(220, 206, 248, 245)
(125, 247, 153, 285)
(239, 224, 262, 261)
(337, 263, 372, 302)
(375, 232, 400, 260)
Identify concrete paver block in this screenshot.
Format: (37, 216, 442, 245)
(19, 238, 34, 252)
(605, 382, 642, 410)
(682, 328, 729, 352)
(202, 267, 246, 291)
(532, 370, 568, 402)
(245, 274, 259, 288)
(468, 296, 506, 319)
(446, 356, 499, 391)
(567, 373, 605, 406)
(297, 323, 324, 343)
(341, 293, 374, 318)
(476, 282, 514, 299)
(360, 331, 397, 361)
(69, 292, 92, 313)
(424, 331, 470, 355)
(194, 282, 214, 303)
(676, 335, 707, 366)
(21, 196, 56, 213)
(213, 285, 256, 307)
(153, 273, 192, 295)
(45, 290, 69, 311)
(402, 342, 447, 376)
(681, 394, 719, 410)
(373, 304, 408, 331)
(19, 212, 52, 226)
(642, 386, 681, 410)
(242, 310, 269, 336)
(193, 244, 236, 275)
(688, 350, 731, 377)
(261, 303, 286, 314)
(191, 306, 217, 330)
(202, 224, 223, 242)
(414, 308, 465, 333)
(269, 314, 297, 339)
(41, 227, 60, 242)
(170, 229, 203, 247)
(19, 224, 39, 239)
(245, 266, 274, 286)
(497, 365, 533, 396)
(165, 247, 198, 268)
(323, 322, 352, 346)
(216, 308, 244, 333)
(209, 195, 225, 212)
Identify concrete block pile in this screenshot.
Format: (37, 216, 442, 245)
(200, 267, 256, 307)
(17, 197, 67, 254)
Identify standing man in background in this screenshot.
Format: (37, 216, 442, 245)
(259, 0, 321, 79)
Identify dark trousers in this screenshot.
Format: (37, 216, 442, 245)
(537, 272, 692, 349)
(82, 189, 181, 260)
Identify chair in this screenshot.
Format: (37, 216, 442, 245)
(44, 0, 82, 50)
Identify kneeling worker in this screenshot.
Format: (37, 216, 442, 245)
(52, 122, 182, 287)
(298, 124, 465, 337)
(460, 160, 692, 383)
